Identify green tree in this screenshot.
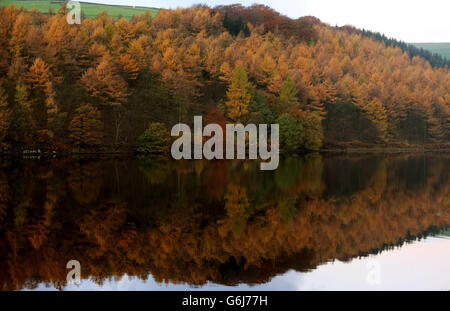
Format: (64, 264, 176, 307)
(223, 13, 250, 37)
(278, 77, 299, 113)
(135, 122, 170, 155)
(301, 112, 324, 150)
(248, 90, 274, 124)
(276, 113, 305, 152)
(69, 104, 103, 150)
(289, 108, 324, 150)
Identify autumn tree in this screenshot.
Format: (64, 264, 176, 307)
(363, 98, 389, 143)
(8, 12, 29, 83)
(80, 58, 128, 145)
(26, 58, 57, 135)
(43, 13, 88, 77)
(9, 12, 29, 60)
(69, 104, 103, 150)
(9, 85, 31, 147)
(81, 59, 128, 106)
(0, 86, 10, 148)
(119, 54, 140, 81)
(225, 64, 252, 122)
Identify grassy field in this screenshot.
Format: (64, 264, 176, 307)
(0, 0, 159, 19)
(411, 42, 450, 60)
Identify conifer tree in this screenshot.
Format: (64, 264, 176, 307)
(279, 77, 299, 112)
(69, 104, 103, 150)
(225, 64, 252, 122)
(0, 87, 11, 146)
(26, 58, 57, 132)
(364, 98, 389, 143)
(9, 85, 31, 146)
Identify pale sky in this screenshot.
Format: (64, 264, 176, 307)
(80, 0, 450, 43)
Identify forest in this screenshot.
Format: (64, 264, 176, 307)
(0, 3, 448, 154)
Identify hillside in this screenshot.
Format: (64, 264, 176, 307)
(337, 26, 450, 68)
(0, 0, 158, 19)
(0, 3, 448, 154)
(411, 43, 450, 60)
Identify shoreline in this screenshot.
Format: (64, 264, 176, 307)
(320, 148, 450, 154)
(0, 147, 449, 159)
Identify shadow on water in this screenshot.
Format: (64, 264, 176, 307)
(0, 153, 449, 290)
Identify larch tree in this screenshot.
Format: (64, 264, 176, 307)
(260, 55, 276, 86)
(44, 14, 85, 77)
(119, 54, 140, 81)
(81, 58, 128, 106)
(69, 104, 103, 150)
(219, 62, 232, 82)
(9, 85, 31, 146)
(302, 112, 324, 150)
(225, 64, 252, 122)
(80, 58, 128, 145)
(26, 58, 57, 134)
(278, 77, 299, 112)
(0, 86, 11, 147)
(9, 12, 29, 60)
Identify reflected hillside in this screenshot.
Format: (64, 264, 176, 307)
(440, 229, 450, 237)
(0, 154, 449, 290)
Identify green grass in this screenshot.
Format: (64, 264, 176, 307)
(0, 0, 159, 19)
(411, 42, 450, 60)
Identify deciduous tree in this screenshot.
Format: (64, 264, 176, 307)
(69, 104, 103, 150)
(225, 64, 252, 122)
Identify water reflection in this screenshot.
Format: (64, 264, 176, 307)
(0, 154, 449, 290)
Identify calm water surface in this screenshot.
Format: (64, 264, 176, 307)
(0, 154, 449, 291)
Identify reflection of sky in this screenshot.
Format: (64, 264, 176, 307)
(25, 236, 450, 291)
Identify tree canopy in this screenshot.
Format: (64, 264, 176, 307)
(0, 4, 447, 154)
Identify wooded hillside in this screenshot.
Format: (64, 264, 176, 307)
(0, 4, 448, 153)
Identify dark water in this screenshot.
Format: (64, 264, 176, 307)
(0, 154, 449, 290)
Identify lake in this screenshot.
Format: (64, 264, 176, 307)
(0, 153, 449, 291)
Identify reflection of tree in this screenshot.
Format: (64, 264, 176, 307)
(79, 200, 129, 251)
(275, 157, 300, 191)
(275, 154, 324, 198)
(0, 170, 9, 224)
(136, 158, 171, 185)
(67, 161, 102, 205)
(204, 160, 228, 197)
(357, 158, 387, 204)
(223, 183, 250, 235)
(0, 155, 449, 289)
(25, 184, 56, 249)
(279, 198, 296, 223)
